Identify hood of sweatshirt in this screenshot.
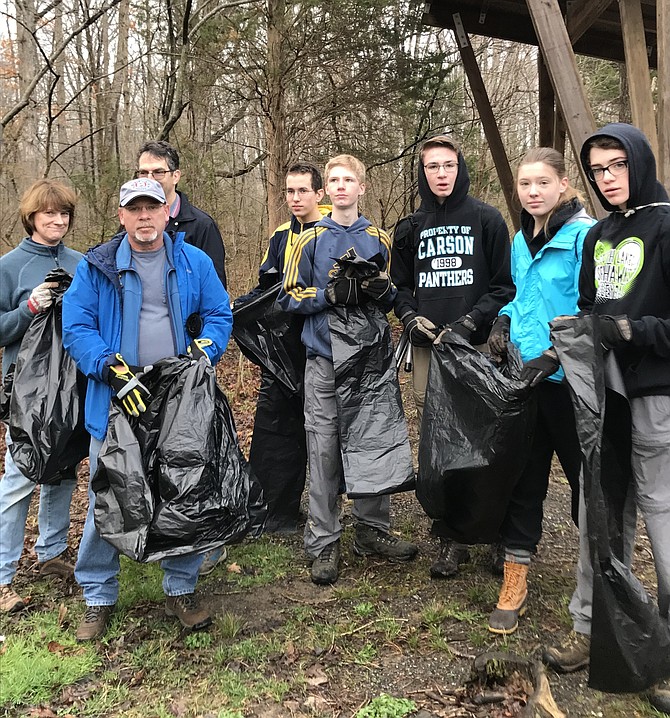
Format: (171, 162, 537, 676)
(579, 122, 669, 213)
(417, 148, 471, 214)
(318, 214, 372, 235)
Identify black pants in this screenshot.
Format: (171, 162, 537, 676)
(249, 370, 307, 531)
(499, 380, 581, 552)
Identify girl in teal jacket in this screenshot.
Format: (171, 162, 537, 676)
(486, 147, 595, 636)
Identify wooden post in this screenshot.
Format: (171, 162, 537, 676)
(525, 0, 606, 218)
(452, 13, 519, 229)
(538, 54, 554, 148)
(658, 0, 670, 190)
(618, 0, 659, 157)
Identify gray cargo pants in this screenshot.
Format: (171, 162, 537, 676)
(570, 395, 670, 634)
(303, 356, 390, 558)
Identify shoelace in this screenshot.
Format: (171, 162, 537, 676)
(83, 606, 108, 622)
(174, 594, 197, 610)
(317, 544, 337, 562)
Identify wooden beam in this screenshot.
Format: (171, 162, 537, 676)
(451, 13, 520, 229)
(525, 0, 606, 219)
(538, 54, 554, 148)
(657, 0, 670, 190)
(619, 0, 658, 157)
(566, 0, 613, 43)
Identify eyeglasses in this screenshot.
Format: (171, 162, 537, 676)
(134, 169, 174, 180)
(285, 188, 314, 197)
(587, 160, 628, 182)
(122, 203, 165, 214)
(424, 162, 458, 174)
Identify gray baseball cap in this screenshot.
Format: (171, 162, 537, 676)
(119, 178, 166, 207)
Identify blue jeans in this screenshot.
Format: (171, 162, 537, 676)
(0, 436, 76, 586)
(75, 437, 204, 606)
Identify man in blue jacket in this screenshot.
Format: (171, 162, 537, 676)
(63, 178, 232, 641)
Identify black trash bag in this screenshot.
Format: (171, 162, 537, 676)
(551, 316, 670, 693)
(8, 269, 88, 484)
(416, 334, 536, 545)
(0, 365, 14, 422)
(232, 283, 306, 396)
(92, 357, 266, 562)
(327, 251, 414, 498)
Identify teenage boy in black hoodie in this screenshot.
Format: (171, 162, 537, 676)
(540, 123, 670, 715)
(392, 134, 514, 579)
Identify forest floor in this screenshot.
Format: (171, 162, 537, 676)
(0, 343, 663, 718)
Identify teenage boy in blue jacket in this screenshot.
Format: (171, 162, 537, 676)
(63, 178, 232, 641)
(279, 154, 417, 585)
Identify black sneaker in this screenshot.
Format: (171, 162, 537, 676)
(311, 540, 340, 585)
(353, 524, 418, 562)
(430, 538, 470, 578)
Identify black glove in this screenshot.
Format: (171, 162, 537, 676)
(188, 338, 213, 364)
(598, 315, 632, 349)
(360, 272, 392, 301)
(107, 354, 152, 417)
(325, 277, 361, 306)
(448, 314, 477, 342)
(489, 314, 511, 358)
(404, 313, 438, 347)
(520, 348, 560, 388)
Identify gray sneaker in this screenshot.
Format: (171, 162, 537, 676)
(199, 546, 228, 576)
(649, 676, 670, 714)
(311, 540, 340, 585)
(353, 524, 418, 562)
(542, 631, 590, 673)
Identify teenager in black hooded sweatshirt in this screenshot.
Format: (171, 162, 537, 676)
(539, 123, 670, 715)
(391, 134, 514, 580)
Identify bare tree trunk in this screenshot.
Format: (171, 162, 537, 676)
(264, 0, 288, 233)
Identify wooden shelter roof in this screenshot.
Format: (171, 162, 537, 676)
(423, 0, 659, 68)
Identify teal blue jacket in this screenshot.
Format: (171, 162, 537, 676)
(500, 204, 595, 382)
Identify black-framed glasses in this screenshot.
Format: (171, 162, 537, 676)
(134, 169, 174, 180)
(587, 160, 628, 182)
(424, 162, 458, 174)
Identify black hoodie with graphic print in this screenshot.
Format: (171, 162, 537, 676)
(578, 122, 670, 397)
(391, 149, 514, 345)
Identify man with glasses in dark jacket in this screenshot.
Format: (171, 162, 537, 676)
(135, 140, 227, 288)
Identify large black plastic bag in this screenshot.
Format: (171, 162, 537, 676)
(416, 334, 536, 544)
(551, 316, 670, 693)
(232, 283, 305, 395)
(8, 269, 88, 484)
(93, 357, 266, 562)
(327, 251, 414, 498)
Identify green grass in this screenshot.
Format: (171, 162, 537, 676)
(223, 539, 294, 588)
(0, 611, 100, 706)
(355, 694, 416, 718)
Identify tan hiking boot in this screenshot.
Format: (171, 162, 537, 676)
(76, 605, 114, 641)
(39, 549, 75, 580)
(542, 631, 590, 673)
(0, 585, 26, 613)
(165, 593, 212, 630)
(488, 561, 528, 634)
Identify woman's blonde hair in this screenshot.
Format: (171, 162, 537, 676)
(517, 147, 583, 234)
(19, 179, 77, 236)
